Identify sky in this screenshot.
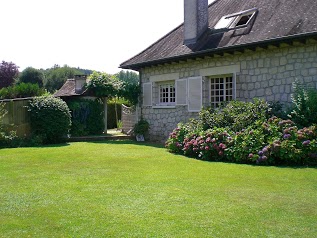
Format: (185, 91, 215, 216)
(1, 0, 215, 74)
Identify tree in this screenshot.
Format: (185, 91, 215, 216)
(86, 71, 122, 98)
(43, 65, 84, 93)
(18, 67, 44, 87)
(115, 70, 139, 85)
(115, 70, 140, 105)
(0, 61, 19, 89)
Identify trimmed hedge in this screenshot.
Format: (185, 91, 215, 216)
(0, 83, 46, 99)
(27, 96, 71, 144)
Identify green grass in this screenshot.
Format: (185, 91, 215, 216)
(0, 141, 316, 237)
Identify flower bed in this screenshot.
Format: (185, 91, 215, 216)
(166, 100, 317, 166)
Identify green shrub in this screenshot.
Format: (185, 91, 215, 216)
(288, 81, 317, 127)
(166, 97, 317, 166)
(0, 83, 46, 99)
(28, 96, 71, 144)
(268, 101, 289, 119)
(198, 99, 269, 132)
(133, 119, 149, 135)
(86, 100, 104, 134)
(68, 99, 104, 136)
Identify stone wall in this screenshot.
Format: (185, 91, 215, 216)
(139, 40, 317, 142)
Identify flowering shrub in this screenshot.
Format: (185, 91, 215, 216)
(166, 116, 317, 166)
(165, 123, 189, 154)
(261, 118, 317, 165)
(182, 128, 233, 161)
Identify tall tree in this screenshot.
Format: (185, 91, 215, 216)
(0, 61, 19, 89)
(18, 67, 44, 87)
(115, 70, 139, 85)
(43, 65, 83, 93)
(115, 70, 140, 105)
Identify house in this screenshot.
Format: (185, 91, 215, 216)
(120, 0, 317, 142)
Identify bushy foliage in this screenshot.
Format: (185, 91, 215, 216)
(43, 65, 84, 93)
(288, 81, 317, 127)
(0, 83, 46, 99)
(118, 83, 140, 105)
(268, 101, 289, 119)
(18, 67, 44, 87)
(198, 99, 269, 132)
(166, 99, 317, 166)
(86, 72, 122, 98)
(115, 70, 140, 105)
(87, 71, 141, 106)
(133, 119, 149, 135)
(68, 99, 104, 136)
(0, 61, 19, 89)
(166, 117, 317, 166)
(27, 96, 71, 144)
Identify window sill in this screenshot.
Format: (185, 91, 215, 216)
(152, 105, 176, 109)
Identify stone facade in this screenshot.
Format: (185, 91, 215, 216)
(139, 40, 317, 143)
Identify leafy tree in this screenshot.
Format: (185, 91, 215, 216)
(43, 65, 84, 93)
(115, 70, 140, 105)
(86, 71, 122, 98)
(115, 70, 139, 85)
(18, 67, 44, 87)
(0, 61, 19, 88)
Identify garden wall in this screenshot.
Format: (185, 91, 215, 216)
(1, 98, 31, 137)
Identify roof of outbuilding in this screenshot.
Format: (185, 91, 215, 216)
(54, 79, 88, 97)
(120, 0, 317, 70)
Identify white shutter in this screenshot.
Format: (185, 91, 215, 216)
(188, 76, 202, 112)
(176, 79, 187, 105)
(143, 82, 152, 106)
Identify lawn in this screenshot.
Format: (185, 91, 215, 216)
(0, 141, 316, 237)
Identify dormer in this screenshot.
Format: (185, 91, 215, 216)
(214, 8, 258, 31)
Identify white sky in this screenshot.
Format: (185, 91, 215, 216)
(1, 0, 215, 74)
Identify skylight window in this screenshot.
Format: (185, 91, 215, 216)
(214, 8, 257, 30)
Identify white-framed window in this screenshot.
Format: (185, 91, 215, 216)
(159, 82, 175, 105)
(209, 75, 235, 107)
(214, 8, 257, 30)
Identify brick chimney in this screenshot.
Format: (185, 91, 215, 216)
(184, 0, 209, 45)
(74, 75, 87, 93)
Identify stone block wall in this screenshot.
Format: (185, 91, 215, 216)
(139, 40, 317, 142)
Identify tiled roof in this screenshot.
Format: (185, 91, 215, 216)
(120, 0, 317, 70)
(54, 79, 88, 97)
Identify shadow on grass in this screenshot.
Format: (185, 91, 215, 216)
(0, 142, 71, 150)
(89, 140, 165, 149)
(196, 158, 317, 169)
